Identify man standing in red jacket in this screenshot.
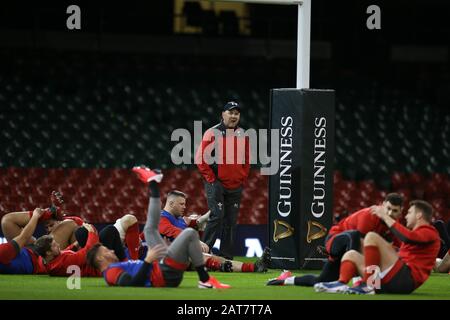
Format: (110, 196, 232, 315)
(195, 101, 250, 259)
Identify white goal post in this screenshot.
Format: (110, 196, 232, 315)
(210, 0, 310, 89)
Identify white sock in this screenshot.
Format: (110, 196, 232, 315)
(197, 211, 210, 224)
(284, 276, 295, 285)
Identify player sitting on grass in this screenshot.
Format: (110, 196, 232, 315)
(86, 167, 231, 289)
(0, 208, 46, 275)
(314, 200, 440, 294)
(267, 193, 403, 286)
(132, 166, 271, 273)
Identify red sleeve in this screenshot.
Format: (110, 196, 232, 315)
(392, 235, 402, 249)
(195, 129, 216, 183)
(63, 216, 84, 226)
(355, 210, 380, 235)
(390, 222, 437, 244)
(59, 231, 99, 267)
(159, 217, 183, 239)
(105, 267, 124, 286)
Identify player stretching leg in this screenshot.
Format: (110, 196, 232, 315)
(133, 165, 271, 274)
(0, 208, 46, 275)
(87, 167, 231, 288)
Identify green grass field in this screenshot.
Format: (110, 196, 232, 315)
(1, 258, 449, 300)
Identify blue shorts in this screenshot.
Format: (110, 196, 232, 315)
(0, 247, 34, 274)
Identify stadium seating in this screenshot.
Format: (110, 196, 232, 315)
(0, 50, 449, 224)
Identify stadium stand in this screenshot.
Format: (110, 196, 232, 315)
(0, 50, 449, 226)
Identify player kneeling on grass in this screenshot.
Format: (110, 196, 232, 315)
(133, 166, 271, 274)
(86, 167, 231, 289)
(313, 200, 440, 294)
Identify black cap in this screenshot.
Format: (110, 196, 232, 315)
(223, 101, 241, 112)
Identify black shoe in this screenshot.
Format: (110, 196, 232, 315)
(266, 279, 285, 286)
(254, 247, 271, 272)
(219, 260, 233, 272)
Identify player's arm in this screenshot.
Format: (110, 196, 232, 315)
(195, 129, 217, 183)
(63, 224, 99, 265)
(63, 216, 84, 226)
(12, 208, 43, 248)
(2, 205, 65, 241)
(372, 205, 435, 244)
(1, 211, 32, 241)
(111, 244, 167, 287)
(356, 211, 379, 235)
(64, 241, 80, 252)
(159, 217, 183, 239)
(389, 222, 436, 244)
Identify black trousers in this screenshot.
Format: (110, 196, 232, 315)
(201, 181, 243, 259)
(75, 225, 126, 260)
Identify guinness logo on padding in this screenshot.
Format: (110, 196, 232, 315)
(306, 220, 327, 243)
(273, 220, 294, 242)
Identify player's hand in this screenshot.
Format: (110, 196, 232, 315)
(370, 205, 387, 219)
(184, 214, 201, 230)
(199, 241, 210, 253)
(162, 236, 171, 246)
(196, 211, 210, 231)
(31, 208, 44, 220)
(145, 244, 167, 263)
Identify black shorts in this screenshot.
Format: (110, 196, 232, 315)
(325, 230, 362, 260)
(160, 263, 184, 287)
(377, 260, 415, 294)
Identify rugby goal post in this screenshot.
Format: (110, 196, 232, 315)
(212, 0, 334, 269)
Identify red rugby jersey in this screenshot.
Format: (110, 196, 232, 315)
(390, 222, 440, 288)
(329, 207, 388, 237)
(45, 230, 100, 277)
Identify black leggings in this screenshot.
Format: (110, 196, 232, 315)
(75, 225, 126, 261)
(295, 230, 362, 286)
(433, 220, 450, 258)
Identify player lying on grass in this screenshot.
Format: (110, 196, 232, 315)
(434, 249, 450, 274)
(314, 200, 440, 294)
(432, 218, 450, 273)
(133, 166, 271, 273)
(33, 216, 142, 277)
(34, 222, 101, 276)
(87, 167, 231, 289)
(2, 188, 143, 264)
(1, 191, 84, 250)
(433, 219, 450, 259)
(75, 213, 142, 261)
(0, 208, 46, 274)
(267, 193, 403, 286)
